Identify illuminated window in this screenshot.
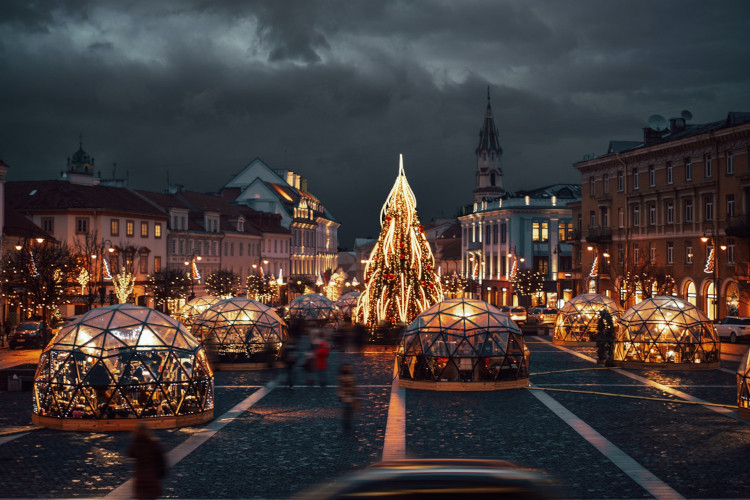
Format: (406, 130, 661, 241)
(154, 256, 161, 272)
(110, 219, 119, 236)
(126, 220, 134, 237)
(141, 221, 148, 238)
(139, 255, 148, 273)
(154, 223, 162, 238)
(532, 222, 540, 241)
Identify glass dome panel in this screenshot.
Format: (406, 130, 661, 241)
(177, 296, 221, 327)
(397, 298, 529, 390)
(191, 297, 288, 366)
(554, 293, 623, 343)
(334, 292, 360, 319)
(32, 303, 214, 430)
(614, 295, 719, 367)
(288, 293, 341, 323)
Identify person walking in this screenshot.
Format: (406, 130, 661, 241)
(314, 338, 330, 387)
(338, 363, 358, 433)
(128, 422, 167, 499)
(283, 338, 299, 389)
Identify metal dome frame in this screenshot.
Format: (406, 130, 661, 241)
(737, 349, 750, 420)
(554, 294, 623, 345)
(396, 298, 529, 391)
(32, 303, 214, 431)
(177, 295, 221, 327)
(191, 297, 288, 370)
(614, 295, 720, 369)
(334, 292, 360, 319)
(288, 293, 341, 323)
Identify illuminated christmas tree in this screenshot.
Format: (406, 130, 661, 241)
(356, 155, 443, 328)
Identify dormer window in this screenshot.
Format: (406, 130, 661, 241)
(237, 218, 245, 232)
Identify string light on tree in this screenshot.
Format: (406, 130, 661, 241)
(77, 268, 90, 293)
(356, 154, 443, 328)
(112, 267, 136, 303)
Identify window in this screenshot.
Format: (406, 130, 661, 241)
(649, 165, 655, 187)
(154, 256, 161, 272)
(666, 162, 673, 184)
(76, 218, 88, 234)
(633, 167, 639, 190)
(704, 196, 713, 221)
(633, 244, 640, 264)
(533, 222, 541, 242)
(632, 205, 640, 226)
(492, 225, 498, 244)
(179, 239, 184, 254)
(42, 217, 54, 233)
(589, 177, 595, 196)
(532, 222, 549, 242)
(601, 208, 608, 228)
(685, 243, 693, 264)
(541, 222, 549, 241)
(603, 173, 609, 193)
(589, 211, 596, 228)
(534, 256, 549, 274)
(685, 158, 692, 181)
(239, 242, 243, 257)
(727, 239, 735, 264)
(666, 202, 674, 224)
(140, 255, 148, 274)
(649, 204, 656, 225)
(618, 208, 624, 228)
(727, 194, 735, 218)
(667, 242, 674, 264)
(617, 170, 624, 192)
(617, 244, 624, 265)
(126, 220, 134, 237)
(230, 242, 234, 257)
(141, 221, 148, 238)
(649, 245, 656, 264)
(154, 223, 162, 238)
(684, 199, 693, 222)
(704, 154, 712, 178)
(726, 151, 734, 175)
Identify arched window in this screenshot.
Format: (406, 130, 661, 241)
(685, 281, 697, 307)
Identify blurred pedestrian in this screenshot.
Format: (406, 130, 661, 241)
(314, 338, 330, 386)
(283, 337, 299, 389)
(338, 363, 358, 432)
(128, 422, 166, 499)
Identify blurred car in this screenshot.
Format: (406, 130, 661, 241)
(51, 315, 82, 335)
(8, 321, 50, 349)
(715, 316, 750, 343)
(292, 459, 565, 499)
(528, 307, 558, 326)
(500, 305, 527, 325)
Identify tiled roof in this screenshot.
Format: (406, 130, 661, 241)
(6, 181, 165, 216)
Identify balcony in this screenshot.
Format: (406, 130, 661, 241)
(585, 226, 612, 244)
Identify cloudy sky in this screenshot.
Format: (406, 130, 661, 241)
(1, 0, 749, 248)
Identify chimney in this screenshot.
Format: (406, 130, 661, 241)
(643, 127, 663, 146)
(669, 117, 686, 132)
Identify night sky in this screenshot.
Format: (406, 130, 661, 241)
(1, 1, 749, 248)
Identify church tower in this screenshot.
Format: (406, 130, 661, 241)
(473, 88, 504, 204)
(62, 136, 98, 186)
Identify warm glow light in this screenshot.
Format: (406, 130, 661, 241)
(700, 236, 709, 243)
(587, 245, 594, 251)
(35, 238, 45, 244)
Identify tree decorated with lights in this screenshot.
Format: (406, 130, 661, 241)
(356, 155, 443, 328)
(511, 269, 544, 306)
(205, 269, 241, 298)
(146, 269, 190, 314)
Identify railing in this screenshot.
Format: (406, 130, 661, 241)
(585, 226, 612, 243)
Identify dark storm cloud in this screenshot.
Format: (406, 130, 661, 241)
(1, 0, 749, 247)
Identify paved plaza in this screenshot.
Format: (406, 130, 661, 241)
(1, 337, 749, 499)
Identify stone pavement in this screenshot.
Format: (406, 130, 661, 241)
(1, 338, 749, 499)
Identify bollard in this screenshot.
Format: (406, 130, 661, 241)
(8, 374, 22, 392)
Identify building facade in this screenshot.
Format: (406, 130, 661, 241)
(574, 111, 750, 319)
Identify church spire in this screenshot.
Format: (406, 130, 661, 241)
(473, 88, 505, 204)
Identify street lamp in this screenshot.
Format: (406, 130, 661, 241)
(184, 254, 202, 301)
(700, 232, 724, 320)
(90, 239, 114, 309)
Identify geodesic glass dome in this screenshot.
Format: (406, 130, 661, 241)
(614, 295, 720, 368)
(396, 298, 529, 390)
(177, 295, 221, 327)
(554, 294, 623, 344)
(32, 303, 214, 431)
(738, 349, 750, 420)
(191, 297, 288, 367)
(288, 293, 340, 323)
(334, 292, 360, 319)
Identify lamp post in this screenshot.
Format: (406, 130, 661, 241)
(700, 232, 725, 321)
(184, 254, 202, 301)
(90, 239, 114, 310)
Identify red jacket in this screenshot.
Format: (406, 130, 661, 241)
(314, 342, 330, 370)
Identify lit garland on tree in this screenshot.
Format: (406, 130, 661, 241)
(146, 269, 190, 312)
(324, 269, 347, 301)
(511, 269, 544, 300)
(442, 271, 467, 298)
(205, 269, 241, 298)
(112, 267, 136, 303)
(356, 154, 443, 328)
(77, 268, 90, 293)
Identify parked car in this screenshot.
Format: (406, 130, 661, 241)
(500, 305, 527, 325)
(8, 321, 50, 349)
(292, 458, 565, 499)
(528, 307, 558, 326)
(715, 316, 750, 343)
